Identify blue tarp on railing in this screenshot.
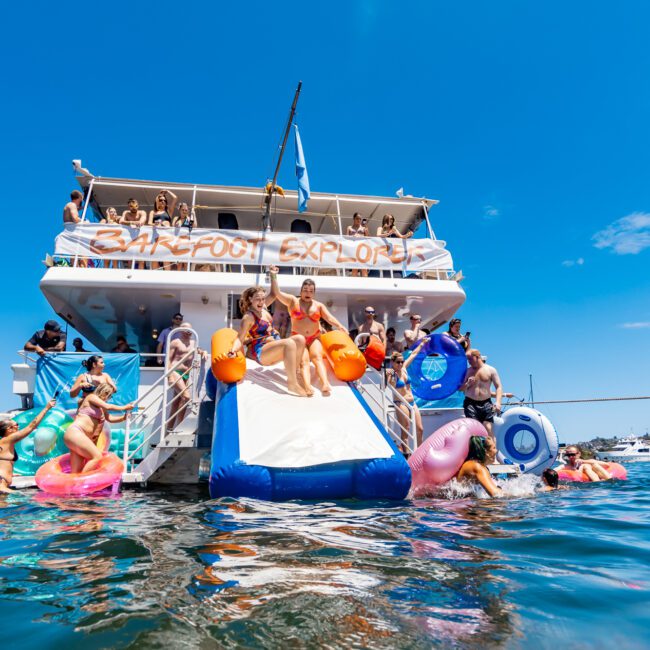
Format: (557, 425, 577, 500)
(33, 353, 139, 409)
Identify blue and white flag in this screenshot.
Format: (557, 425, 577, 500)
(294, 124, 310, 213)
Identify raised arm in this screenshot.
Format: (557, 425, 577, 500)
(165, 190, 178, 217)
(268, 265, 295, 308)
(8, 400, 56, 443)
(403, 337, 428, 370)
(319, 303, 347, 333)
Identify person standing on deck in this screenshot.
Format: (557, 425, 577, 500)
(358, 306, 386, 345)
(459, 349, 503, 438)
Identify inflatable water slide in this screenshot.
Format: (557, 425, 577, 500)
(208, 330, 411, 501)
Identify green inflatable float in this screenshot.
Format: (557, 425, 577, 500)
(11, 408, 72, 476)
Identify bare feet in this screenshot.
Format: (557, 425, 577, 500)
(287, 382, 308, 397)
(321, 384, 332, 396)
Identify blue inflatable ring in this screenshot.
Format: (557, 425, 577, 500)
(407, 334, 467, 401)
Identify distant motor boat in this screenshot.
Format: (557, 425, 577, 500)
(595, 437, 650, 463)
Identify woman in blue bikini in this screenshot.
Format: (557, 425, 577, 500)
(386, 338, 428, 451)
(229, 286, 309, 397)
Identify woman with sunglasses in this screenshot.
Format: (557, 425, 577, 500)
(149, 190, 177, 270)
(457, 435, 502, 497)
(376, 214, 413, 239)
(386, 337, 428, 452)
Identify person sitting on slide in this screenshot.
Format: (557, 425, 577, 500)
(0, 399, 56, 492)
(560, 445, 612, 481)
(64, 383, 134, 474)
(456, 435, 502, 497)
(70, 355, 117, 399)
(229, 286, 309, 397)
(268, 266, 348, 396)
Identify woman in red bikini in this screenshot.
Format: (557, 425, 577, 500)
(268, 266, 348, 396)
(229, 286, 309, 397)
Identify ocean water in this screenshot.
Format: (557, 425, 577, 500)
(1, 465, 649, 649)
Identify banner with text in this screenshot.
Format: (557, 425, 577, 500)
(54, 224, 453, 271)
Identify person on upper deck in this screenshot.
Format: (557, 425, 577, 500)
(346, 213, 369, 278)
(456, 435, 502, 497)
(386, 339, 428, 452)
(268, 265, 348, 396)
(377, 214, 413, 239)
(229, 286, 309, 397)
(120, 198, 147, 227)
(358, 306, 386, 345)
(0, 399, 57, 492)
(112, 335, 137, 353)
(403, 314, 426, 348)
(149, 190, 177, 270)
(444, 318, 471, 351)
(172, 202, 196, 229)
(460, 349, 503, 438)
(101, 207, 120, 224)
(72, 337, 88, 353)
(25, 320, 66, 357)
(70, 355, 117, 398)
(63, 190, 84, 224)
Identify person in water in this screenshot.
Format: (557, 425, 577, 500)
(386, 337, 428, 452)
(70, 355, 117, 399)
(460, 349, 503, 437)
(229, 286, 309, 397)
(0, 399, 57, 492)
(540, 468, 567, 491)
(65, 383, 134, 474)
(560, 445, 612, 481)
(457, 435, 502, 497)
(268, 266, 347, 396)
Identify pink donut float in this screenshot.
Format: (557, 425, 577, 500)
(557, 461, 627, 482)
(35, 452, 124, 496)
(408, 418, 488, 496)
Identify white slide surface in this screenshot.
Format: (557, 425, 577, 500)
(237, 362, 393, 468)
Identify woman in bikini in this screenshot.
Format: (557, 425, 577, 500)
(149, 190, 177, 270)
(377, 213, 413, 239)
(69, 355, 117, 399)
(457, 436, 502, 497)
(386, 338, 428, 451)
(0, 399, 56, 492)
(65, 383, 134, 474)
(268, 266, 348, 396)
(229, 286, 309, 397)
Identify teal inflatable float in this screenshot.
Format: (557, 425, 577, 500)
(11, 408, 72, 476)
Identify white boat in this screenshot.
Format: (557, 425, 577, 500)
(595, 437, 650, 463)
(9, 163, 467, 493)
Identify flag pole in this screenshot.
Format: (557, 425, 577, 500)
(263, 81, 302, 231)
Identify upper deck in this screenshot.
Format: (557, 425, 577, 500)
(42, 173, 465, 351)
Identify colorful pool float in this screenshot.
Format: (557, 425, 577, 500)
(35, 452, 124, 496)
(557, 461, 627, 482)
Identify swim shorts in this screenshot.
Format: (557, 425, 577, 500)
(463, 397, 494, 423)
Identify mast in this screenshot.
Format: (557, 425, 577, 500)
(262, 81, 302, 231)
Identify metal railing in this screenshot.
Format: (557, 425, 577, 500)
(122, 327, 205, 471)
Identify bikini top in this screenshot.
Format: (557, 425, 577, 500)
(290, 303, 322, 322)
(348, 225, 366, 236)
(152, 210, 171, 225)
(78, 403, 105, 423)
(0, 446, 18, 463)
(395, 375, 411, 389)
(247, 310, 278, 343)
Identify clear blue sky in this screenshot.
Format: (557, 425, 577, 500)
(1, 1, 649, 442)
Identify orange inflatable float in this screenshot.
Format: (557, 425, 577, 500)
(211, 328, 247, 383)
(558, 461, 627, 482)
(321, 331, 366, 381)
(35, 452, 124, 496)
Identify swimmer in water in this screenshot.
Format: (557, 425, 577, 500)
(540, 468, 568, 491)
(456, 435, 502, 497)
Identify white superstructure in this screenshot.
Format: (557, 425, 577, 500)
(595, 437, 650, 462)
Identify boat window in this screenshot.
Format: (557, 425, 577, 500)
(638, 448, 649, 453)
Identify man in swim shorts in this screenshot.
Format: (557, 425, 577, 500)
(460, 349, 503, 437)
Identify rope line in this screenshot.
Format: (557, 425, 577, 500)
(506, 396, 650, 406)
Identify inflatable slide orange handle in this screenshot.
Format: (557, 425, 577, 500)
(211, 328, 247, 383)
(320, 331, 366, 381)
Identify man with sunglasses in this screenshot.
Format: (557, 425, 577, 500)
(560, 446, 612, 481)
(403, 313, 426, 348)
(156, 313, 184, 364)
(358, 306, 386, 345)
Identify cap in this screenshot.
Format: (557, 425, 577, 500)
(44, 320, 61, 332)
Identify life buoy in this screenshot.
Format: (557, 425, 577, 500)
(211, 328, 246, 383)
(493, 407, 559, 475)
(407, 334, 466, 401)
(35, 452, 124, 496)
(557, 461, 627, 482)
(322, 331, 366, 381)
(408, 418, 488, 495)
